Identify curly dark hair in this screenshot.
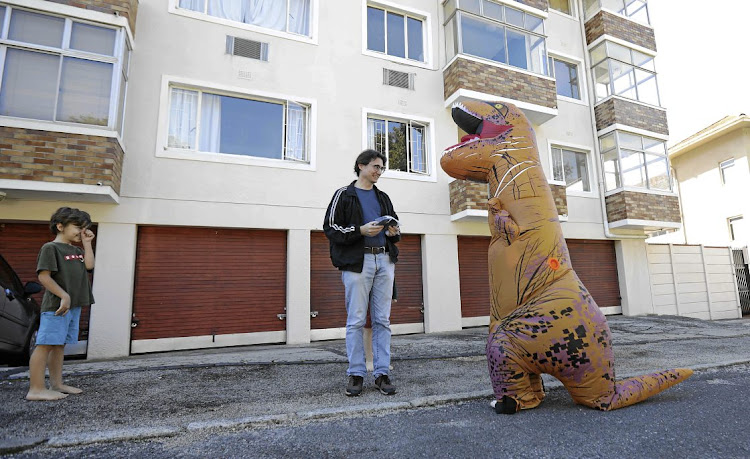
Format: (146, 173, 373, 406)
(49, 207, 92, 235)
(354, 149, 387, 176)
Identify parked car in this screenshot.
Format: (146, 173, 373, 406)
(0, 254, 42, 365)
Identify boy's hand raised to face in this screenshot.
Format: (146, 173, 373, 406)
(81, 229, 95, 243)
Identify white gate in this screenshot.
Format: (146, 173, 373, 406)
(646, 244, 742, 320)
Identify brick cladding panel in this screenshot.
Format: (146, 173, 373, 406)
(47, 0, 138, 34)
(605, 191, 680, 223)
(449, 180, 490, 214)
(0, 127, 124, 194)
(550, 183, 568, 216)
(594, 98, 668, 135)
(444, 58, 557, 110)
(585, 10, 656, 51)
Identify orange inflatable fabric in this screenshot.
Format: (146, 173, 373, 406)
(441, 100, 692, 414)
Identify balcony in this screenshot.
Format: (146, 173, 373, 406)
(585, 10, 656, 51)
(0, 127, 124, 203)
(595, 97, 668, 135)
(449, 179, 568, 221)
(605, 190, 681, 233)
(443, 57, 558, 125)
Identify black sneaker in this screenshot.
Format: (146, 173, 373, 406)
(374, 375, 396, 395)
(346, 375, 364, 396)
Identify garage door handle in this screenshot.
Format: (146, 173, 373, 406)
(277, 313, 286, 320)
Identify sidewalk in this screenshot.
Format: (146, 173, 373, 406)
(1, 315, 749, 453)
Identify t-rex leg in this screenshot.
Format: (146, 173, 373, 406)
(486, 328, 545, 414)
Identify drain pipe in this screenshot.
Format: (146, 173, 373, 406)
(577, 3, 645, 241)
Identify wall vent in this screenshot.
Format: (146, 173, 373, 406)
(383, 68, 414, 90)
(226, 36, 268, 61)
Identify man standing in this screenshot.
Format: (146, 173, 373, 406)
(323, 149, 400, 396)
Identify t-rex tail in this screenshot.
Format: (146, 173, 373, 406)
(593, 368, 693, 411)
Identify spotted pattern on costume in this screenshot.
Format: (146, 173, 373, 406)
(441, 100, 692, 413)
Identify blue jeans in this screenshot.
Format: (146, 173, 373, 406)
(342, 252, 395, 378)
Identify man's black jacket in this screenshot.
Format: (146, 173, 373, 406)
(323, 181, 400, 273)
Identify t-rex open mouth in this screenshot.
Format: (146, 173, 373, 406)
(443, 102, 513, 155)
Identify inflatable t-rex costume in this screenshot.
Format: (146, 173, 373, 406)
(441, 100, 692, 414)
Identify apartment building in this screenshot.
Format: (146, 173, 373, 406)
(0, 0, 680, 359)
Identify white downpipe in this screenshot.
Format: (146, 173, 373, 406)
(577, 0, 645, 241)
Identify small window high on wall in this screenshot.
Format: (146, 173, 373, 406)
(177, 0, 312, 37)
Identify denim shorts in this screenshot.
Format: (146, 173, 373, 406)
(36, 307, 82, 346)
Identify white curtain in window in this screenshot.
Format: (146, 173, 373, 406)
(288, 0, 311, 35)
(245, 0, 286, 31)
(207, 0, 246, 22)
(285, 102, 306, 161)
(168, 88, 198, 149)
(199, 93, 222, 153)
(179, 0, 205, 12)
(367, 118, 386, 153)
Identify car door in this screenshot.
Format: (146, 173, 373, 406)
(0, 255, 33, 350)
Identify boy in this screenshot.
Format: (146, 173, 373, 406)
(26, 207, 95, 401)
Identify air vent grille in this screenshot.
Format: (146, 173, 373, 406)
(383, 68, 414, 90)
(226, 36, 268, 61)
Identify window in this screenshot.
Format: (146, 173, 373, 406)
(443, 0, 547, 75)
(0, 6, 129, 132)
(367, 116, 427, 174)
(551, 147, 590, 191)
(548, 56, 580, 99)
(720, 158, 736, 185)
(729, 216, 745, 243)
(177, 0, 312, 37)
(599, 131, 670, 192)
(167, 86, 309, 162)
(367, 5, 424, 62)
(583, 0, 649, 25)
(590, 40, 659, 106)
(549, 0, 572, 15)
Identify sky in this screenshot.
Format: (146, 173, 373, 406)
(648, 0, 750, 146)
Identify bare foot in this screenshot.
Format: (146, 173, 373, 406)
(50, 384, 83, 394)
(26, 389, 69, 401)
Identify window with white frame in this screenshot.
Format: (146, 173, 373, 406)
(167, 86, 309, 162)
(177, 0, 312, 37)
(366, 4, 424, 62)
(599, 131, 670, 192)
(729, 216, 745, 243)
(583, 0, 649, 25)
(549, 0, 573, 15)
(720, 158, 736, 185)
(551, 146, 590, 191)
(548, 56, 580, 99)
(0, 6, 130, 132)
(590, 40, 659, 106)
(443, 0, 547, 76)
(367, 115, 427, 174)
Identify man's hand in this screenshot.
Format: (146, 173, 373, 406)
(81, 229, 95, 244)
(386, 225, 400, 237)
(55, 293, 71, 316)
(360, 222, 384, 237)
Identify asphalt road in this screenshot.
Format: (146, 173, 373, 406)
(6, 364, 749, 458)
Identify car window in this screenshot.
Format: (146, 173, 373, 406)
(0, 255, 24, 293)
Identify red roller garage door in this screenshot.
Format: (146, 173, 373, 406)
(131, 226, 287, 343)
(458, 236, 491, 318)
(310, 231, 423, 329)
(566, 239, 621, 307)
(0, 222, 95, 344)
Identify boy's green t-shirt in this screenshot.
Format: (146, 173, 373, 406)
(36, 242, 95, 313)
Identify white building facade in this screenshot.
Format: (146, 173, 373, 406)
(0, 0, 680, 359)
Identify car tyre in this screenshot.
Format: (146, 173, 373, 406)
(7, 323, 38, 367)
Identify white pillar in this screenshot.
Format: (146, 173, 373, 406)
(615, 239, 654, 316)
(421, 234, 462, 333)
(286, 229, 311, 344)
(87, 223, 137, 359)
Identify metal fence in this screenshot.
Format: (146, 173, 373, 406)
(733, 249, 750, 315)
